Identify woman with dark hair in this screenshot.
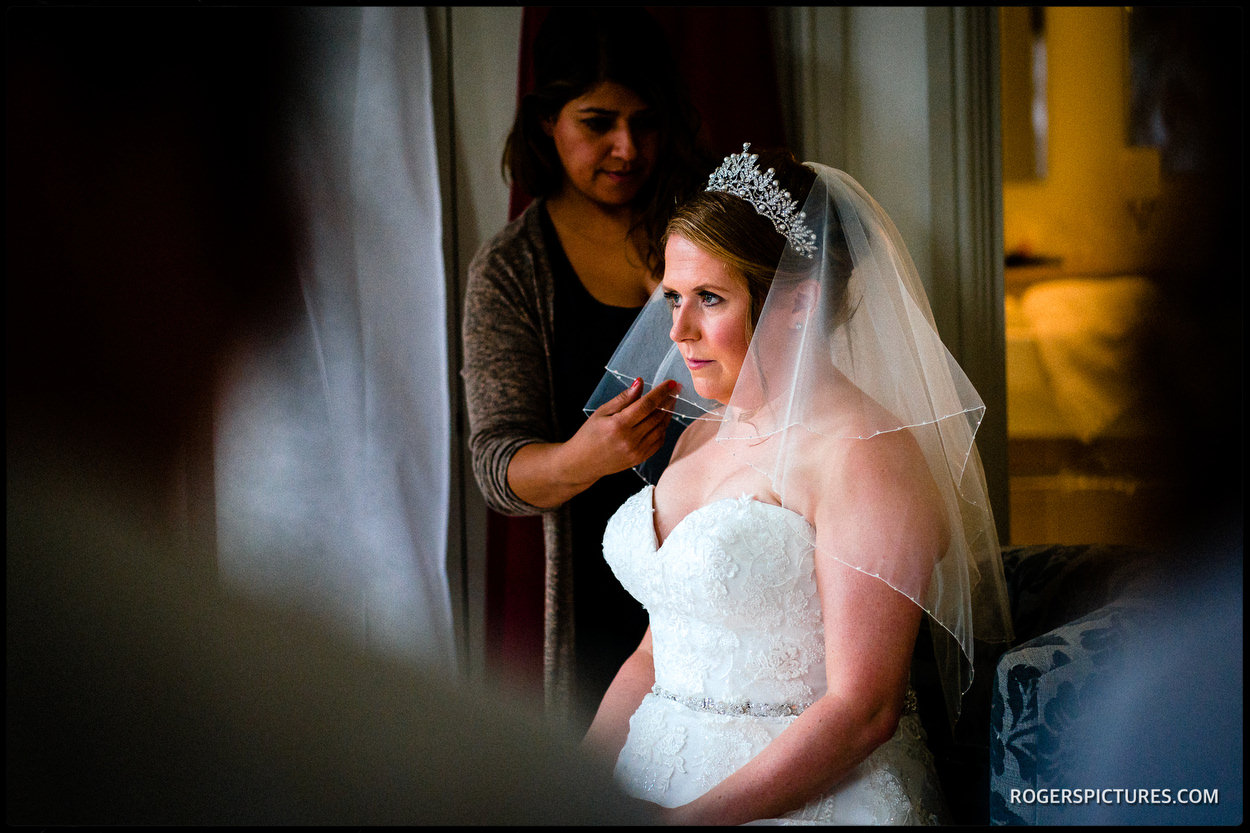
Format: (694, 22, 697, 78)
(582, 146, 1014, 823)
(462, 8, 709, 727)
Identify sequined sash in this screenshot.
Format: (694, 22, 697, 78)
(650, 684, 919, 718)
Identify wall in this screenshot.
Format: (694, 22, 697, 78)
(773, 7, 936, 301)
(1002, 7, 1168, 276)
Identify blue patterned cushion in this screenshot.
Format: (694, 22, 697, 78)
(988, 602, 1147, 825)
(918, 545, 1159, 824)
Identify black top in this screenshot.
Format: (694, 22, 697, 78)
(542, 205, 651, 721)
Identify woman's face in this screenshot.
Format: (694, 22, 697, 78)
(544, 81, 659, 209)
(663, 235, 753, 404)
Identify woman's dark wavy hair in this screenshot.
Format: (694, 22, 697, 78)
(502, 8, 709, 273)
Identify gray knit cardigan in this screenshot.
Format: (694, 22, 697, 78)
(461, 199, 577, 714)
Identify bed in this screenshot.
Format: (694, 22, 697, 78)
(1003, 271, 1168, 545)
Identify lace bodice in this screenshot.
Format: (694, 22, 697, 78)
(603, 485, 825, 709)
(601, 485, 945, 824)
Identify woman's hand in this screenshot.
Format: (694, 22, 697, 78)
(506, 378, 678, 509)
(574, 377, 678, 474)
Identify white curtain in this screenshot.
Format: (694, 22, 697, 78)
(214, 7, 454, 670)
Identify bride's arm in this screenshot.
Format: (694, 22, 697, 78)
(664, 434, 944, 826)
(583, 627, 655, 760)
(665, 568, 923, 825)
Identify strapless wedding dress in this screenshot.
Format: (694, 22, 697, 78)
(602, 485, 946, 825)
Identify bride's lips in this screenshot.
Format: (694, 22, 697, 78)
(684, 357, 714, 371)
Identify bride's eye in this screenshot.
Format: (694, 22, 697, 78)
(699, 291, 723, 307)
(663, 290, 681, 310)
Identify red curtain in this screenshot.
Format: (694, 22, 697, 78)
(487, 6, 788, 691)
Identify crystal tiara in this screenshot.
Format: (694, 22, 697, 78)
(705, 143, 817, 258)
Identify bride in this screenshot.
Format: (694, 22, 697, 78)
(581, 146, 1013, 824)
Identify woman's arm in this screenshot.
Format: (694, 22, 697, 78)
(507, 381, 677, 509)
(462, 236, 558, 516)
(583, 627, 655, 761)
(664, 567, 923, 825)
(463, 224, 676, 513)
(665, 433, 944, 826)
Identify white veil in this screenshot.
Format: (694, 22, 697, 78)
(586, 150, 1013, 722)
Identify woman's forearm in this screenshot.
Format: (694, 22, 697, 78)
(506, 379, 678, 509)
(667, 691, 901, 826)
(671, 555, 920, 826)
(583, 631, 655, 761)
(506, 440, 598, 510)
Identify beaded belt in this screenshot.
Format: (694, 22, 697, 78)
(650, 684, 811, 718)
(650, 684, 919, 718)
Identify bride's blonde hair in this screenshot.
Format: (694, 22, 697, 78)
(661, 148, 852, 332)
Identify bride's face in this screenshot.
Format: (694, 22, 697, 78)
(663, 235, 753, 404)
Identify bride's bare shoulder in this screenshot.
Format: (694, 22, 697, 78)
(805, 427, 947, 553)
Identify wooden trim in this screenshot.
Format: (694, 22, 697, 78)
(927, 7, 1010, 541)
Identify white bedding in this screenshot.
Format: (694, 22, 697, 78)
(1006, 276, 1159, 443)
